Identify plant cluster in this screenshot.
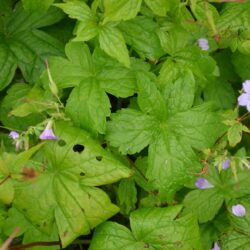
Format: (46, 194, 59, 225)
(0, 0, 250, 249)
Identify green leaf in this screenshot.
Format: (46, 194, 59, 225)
(0, 160, 13, 204)
(107, 109, 158, 155)
(66, 80, 111, 135)
(227, 122, 249, 147)
(55, 0, 99, 42)
(203, 78, 235, 109)
(0, 84, 44, 130)
(99, 24, 130, 67)
(144, 0, 170, 16)
(44, 42, 137, 134)
(227, 198, 250, 235)
(232, 51, 250, 80)
(0, 3, 64, 89)
(136, 71, 167, 120)
(12, 122, 131, 247)
(118, 178, 137, 215)
(90, 206, 202, 250)
(103, 0, 142, 24)
(108, 85, 225, 197)
(221, 231, 250, 250)
(4, 207, 59, 250)
(22, 0, 54, 11)
(54, 0, 93, 22)
(119, 16, 165, 61)
(158, 62, 195, 115)
(183, 189, 224, 223)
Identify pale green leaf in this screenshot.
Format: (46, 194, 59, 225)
(99, 24, 130, 67)
(4, 207, 59, 250)
(103, 0, 142, 24)
(13, 122, 131, 247)
(228, 122, 244, 147)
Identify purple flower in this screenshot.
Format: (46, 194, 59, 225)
(9, 131, 19, 140)
(238, 80, 250, 112)
(39, 121, 58, 140)
(232, 204, 246, 217)
(197, 38, 209, 51)
(222, 159, 230, 170)
(212, 242, 220, 250)
(195, 178, 214, 189)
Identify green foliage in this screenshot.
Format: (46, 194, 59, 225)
(1, 0, 250, 249)
(89, 206, 202, 249)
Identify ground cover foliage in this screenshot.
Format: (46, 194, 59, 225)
(0, 0, 250, 249)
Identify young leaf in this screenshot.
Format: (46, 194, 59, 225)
(55, 0, 99, 42)
(99, 24, 130, 67)
(103, 0, 142, 24)
(12, 122, 132, 247)
(89, 206, 202, 249)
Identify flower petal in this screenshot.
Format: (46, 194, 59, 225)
(9, 131, 19, 140)
(243, 80, 250, 93)
(247, 102, 250, 112)
(212, 242, 220, 250)
(238, 93, 248, 106)
(222, 159, 230, 170)
(232, 204, 246, 217)
(195, 178, 214, 189)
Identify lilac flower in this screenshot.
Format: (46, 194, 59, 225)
(197, 38, 209, 51)
(212, 242, 220, 250)
(222, 159, 230, 170)
(232, 204, 246, 217)
(195, 178, 214, 189)
(9, 131, 19, 140)
(238, 80, 250, 112)
(39, 121, 58, 140)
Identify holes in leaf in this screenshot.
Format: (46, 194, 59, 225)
(22, 208, 27, 212)
(80, 172, 85, 176)
(58, 139, 66, 147)
(63, 231, 68, 237)
(43, 222, 47, 227)
(96, 156, 103, 161)
(73, 144, 85, 153)
(101, 143, 107, 149)
(144, 243, 150, 248)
